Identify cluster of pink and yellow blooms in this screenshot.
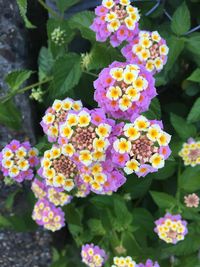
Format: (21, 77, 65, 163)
(81, 244, 160, 267)
(1, 0, 199, 265)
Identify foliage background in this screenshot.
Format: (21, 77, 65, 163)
(1, 0, 200, 266)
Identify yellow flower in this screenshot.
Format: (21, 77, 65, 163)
(108, 19, 120, 32)
(146, 60, 155, 72)
(113, 138, 131, 154)
(133, 44, 143, 54)
(147, 125, 162, 141)
(52, 100, 62, 112)
(154, 57, 163, 70)
(62, 99, 73, 110)
(159, 44, 169, 55)
(2, 148, 13, 159)
(125, 86, 140, 101)
(124, 17, 135, 30)
(140, 37, 152, 48)
(96, 123, 111, 138)
(138, 49, 150, 61)
(9, 165, 20, 177)
(157, 132, 171, 146)
(119, 95, 132, 111)
(120, 0, 130, 5)
(78, 111, 91, 127)
(110, 67, 124, 81)
(73, 100, 82, 111)
(134, 116, 150, 131)
(133, 76, 148, 91)
(53, 174, 65, 187)
(124, 159, 140, 174)
(150, 153, 164, 169)
(18, 159, 29, 171)
(28, 148, 38, 157)
(124, 124, 140, 140)
(123, 70, 137, 84)
(92, 151, 106, 161)
(47, 125, 59, 137)
(63, 179, 75, 191)
(16, 147, 27, 158)
(94, 173, 107, 184)
(102, 0, 114, 9)
(151, 31, 161, 42)
(106, 86, 122, 100)
(67, 114, 78, 126)
(79, 150, 93, 166)
(43, 113, 55, 124)
(105, 11, 118, 22)
(51, 147, 61, 159)
(91, 163, 102, 175)
(60, 124, 73, 139)
(44, 168, 56, 179)
(62, 144, 75, 157)
(93, 138, 109, 152)
(2, 159, 13, 169)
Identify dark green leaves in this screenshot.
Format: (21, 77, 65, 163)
(186, 35, 200, 56)
(180, 166, 200, 192)
(150, 191, 177, 209)
(170, 113, 197, 140)
(38, 47, 54, 81)
(187, 97, 200, 123)
(5, 70, 33, 91)
(187, 69, 200, 83)
(16, 0, 35, 28)
(56, 0, 80, 14)
(68, 11, 95, 42)
(171, 2, 191, 35)
(51, 53, 82, 98)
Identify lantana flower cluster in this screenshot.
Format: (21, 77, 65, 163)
(154, 213, 188, 244)
(138, 260, 160, 267)
(81, 244, 107, 267)
(41, 98, 82, 142)
(179, 138, 200, 167)
(122, 31, 169, 74)
(0, 140, 38, 183)
(94, 62, 156, 120)
(90, 0, 140, 47)
(32, 198, 65, 232)
(111, 256, 137, 267)
(112, 116, 171, 177)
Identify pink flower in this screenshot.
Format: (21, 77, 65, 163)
(184, 193, 199, 208)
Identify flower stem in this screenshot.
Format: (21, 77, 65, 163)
(37, 0, 61, 19)
(83, 71, 98, 78)
(0, 77, 53, 104)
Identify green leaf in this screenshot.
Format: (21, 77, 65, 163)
(186, 35, 200, 56)
(164, 36, 185, 72)
(180, 166, 200, 192)
(87, 219, 105, 236)
(51, 53, 82, 98)
(187, 68, 200, 83)
(171, 2, 191, 35)
(0, 214, 12, 228)
(187, 97, 200, 123)
(68, 11, 95, 42)
(5, 70, 33, 91)
(88, 43, 123, 71)
(132, 208, 154, 237)
(0, 100, 22, 130)
(38, 47, 54, 81)
(150, 161, 177, 180)
(170, 113, 197, 140)
(56, 0, 80, 14)
(113, 196, 132, 230)
(16, 0, 36, 28)
(150, 191, 177, 209)
(142, 98, 161, 119)
(5, 189, 21, 210)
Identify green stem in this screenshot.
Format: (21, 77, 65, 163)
(37, 0, 61, 19)
(0, 77, 53, 104)
(176, 159, 182, 209)
(83, 71, 98, 78)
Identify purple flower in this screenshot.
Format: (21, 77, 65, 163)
(122, 31, 169, 74)
(94, 62, 157, 120)
(138, 259, 160, 267)
(0, 140, 39, 183)
(90, 0, 140, 47)
(32, 198, 65, 232)
(81, 243, 107, 267)
(154, 213, 188, 244)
